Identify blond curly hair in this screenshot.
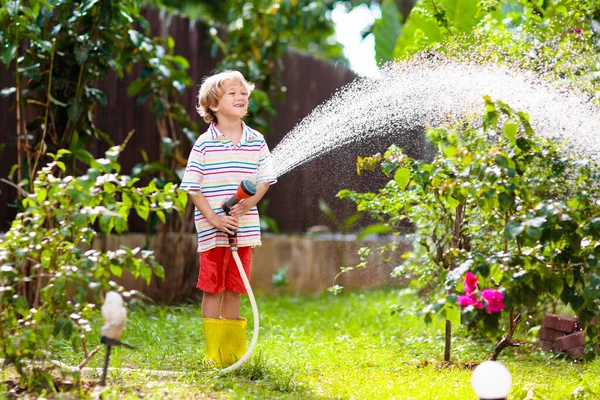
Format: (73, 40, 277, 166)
(196, 70, 255, 123)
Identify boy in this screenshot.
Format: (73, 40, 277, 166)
(180, 70, 277, 366)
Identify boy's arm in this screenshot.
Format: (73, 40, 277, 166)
(188, 190, 238, 235)
(229, 183, 270, 218)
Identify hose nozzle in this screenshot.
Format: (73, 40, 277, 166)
(222, 180, 257, 250)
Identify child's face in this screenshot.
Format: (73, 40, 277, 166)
(212, 80, 249, 121)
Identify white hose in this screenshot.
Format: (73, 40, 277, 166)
(218, 249, 259, 374)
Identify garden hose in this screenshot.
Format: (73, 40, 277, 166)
(218, 248, 260, 374)
(218, 179, 260, 374)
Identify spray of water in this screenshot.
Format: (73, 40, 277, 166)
(271, 54, 600, 178)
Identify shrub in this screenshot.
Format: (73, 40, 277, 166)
(339, 98, 600, 359)
(0, 145, 187, 390)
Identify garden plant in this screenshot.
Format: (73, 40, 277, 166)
(1, 0, 600, 398)
(0, 142, 186, 391)
(339, 98, 600, 361)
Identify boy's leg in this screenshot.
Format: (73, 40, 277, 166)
(202, 292, 222, 319)
(221, 291, 240, 320)
(217, 247, 253, 364)
(198, 247, 228, 318)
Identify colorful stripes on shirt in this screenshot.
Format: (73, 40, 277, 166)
(180, 122, 277, 252)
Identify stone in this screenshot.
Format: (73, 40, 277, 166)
(555, 331, 586, 351)
(539, 327, 565, 342)
(539, 339, 556, 352)
(543, 313, 580, 333)
(567, 346, 584, 359)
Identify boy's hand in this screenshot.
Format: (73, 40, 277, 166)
(230, 200, 252, 218)
(208, 215, 238, 235)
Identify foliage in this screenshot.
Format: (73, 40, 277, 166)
(338, 99, 600, 358)
(0, 0, 197, 193)
(204, 0, 339, 133)
(152, 0, 376, 134)
(155, 0, 361, 61)
(372, 0, 600, 100)
(0, 144, 187, 391)
(317, 198, 361, 234)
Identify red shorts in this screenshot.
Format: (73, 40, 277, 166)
(197, 246, 252, 294)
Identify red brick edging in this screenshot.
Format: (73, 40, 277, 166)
(539, 313, 585, 359)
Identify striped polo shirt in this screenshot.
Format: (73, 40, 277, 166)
(180, 122, 277, 252)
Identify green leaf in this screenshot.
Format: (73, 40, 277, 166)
(160, 137, 175, 156)
(48, 93, 67, 107)
(75, 44, 89, 64)
(85, 87, 107, 105)
(373, 0, 402, 63)
(127, 78, 145, 97)
(344, 213, 362, 232)
(505, 220, 523, 239)
(524, 226, 542, 240)
(176, 190, 187, 210)
(0, 87, 16, 97)
(393, 10, 442, 58)
(504, 123, 518, 144)
(498, 192, 514, 211)
(357, 223, 392, 240)
(490, 264, 503, 283)
(446, 195, 460, 208)
(172, 55, 190, 69)
(62, 320, 74, 340)
(318, 199, 335, 224)
(135, 202, 150, 220)
(394, 167, 411, 190)
(495, 155, 508, 168)
(444, 0, 480, 32)
(67, 101, 82, 122)
(110, 263, 123, 277)
(156, 210, 166, 224)
(36, 188, 47, 202)
(566, 269, 574, 287)
(6, 1, 20, 17)
(442, 144, 457, 158)
(442, 303, 461, 326)
(1, 45, 17, 66)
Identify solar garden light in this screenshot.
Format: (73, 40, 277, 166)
(471, 360, 512, 400)
(100, 291, 133, 386)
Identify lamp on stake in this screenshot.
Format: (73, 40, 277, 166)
(100, 291, 133, 386)
(471, 360, 512, 400)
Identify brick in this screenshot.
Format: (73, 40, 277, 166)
(539, 339, 557, 352)
(567, 346, 584, 359)
(555, 331, 586, 351)
(539, 327, 565, 341)
(543, 313, 580, 333)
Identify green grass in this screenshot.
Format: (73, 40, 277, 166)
(47, 288, 600, 399)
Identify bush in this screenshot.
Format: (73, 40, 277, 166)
(339, 98, 600, 359)
(0, 145, 187, 390)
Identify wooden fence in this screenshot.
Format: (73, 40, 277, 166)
(0, 7, 431, 234)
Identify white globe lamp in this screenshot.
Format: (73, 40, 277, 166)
(471, 360, 512, 400)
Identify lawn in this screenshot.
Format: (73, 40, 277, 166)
(47, 288, 600, 399)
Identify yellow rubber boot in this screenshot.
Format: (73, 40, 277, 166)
(202, 318, 225, 366)
(219, 318, 247, 366)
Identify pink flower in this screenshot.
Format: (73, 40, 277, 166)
(482, 289, 505, 314)
(457, 294, 484, 309)
(464, 271, 478, 294)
